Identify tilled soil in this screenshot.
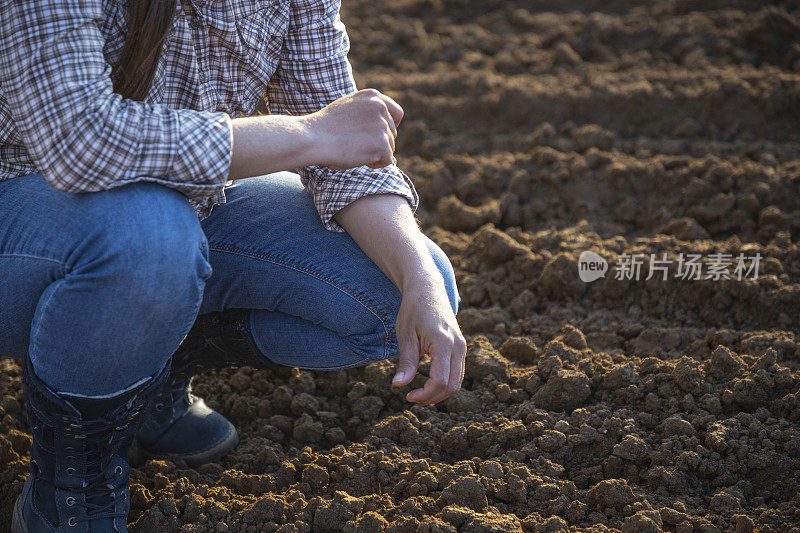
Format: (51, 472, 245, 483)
(2, 0, 800, 531)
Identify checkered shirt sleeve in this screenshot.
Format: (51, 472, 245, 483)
(266, 0, 418, 232)
(0, 0, 233, 211)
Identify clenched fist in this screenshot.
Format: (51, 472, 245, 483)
(304, 89, 403, 170)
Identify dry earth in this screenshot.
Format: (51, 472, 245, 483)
(2, 0, 800, 531)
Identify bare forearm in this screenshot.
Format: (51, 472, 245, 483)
(230, 90, 467, 405)
(333, 194, 445, 295)
(227, 89, 403, 181)
(336, 193, 466, 405)
(227, 115, 315, 180)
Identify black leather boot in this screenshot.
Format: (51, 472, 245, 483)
(135, 372, 238, 467)
(171, 309, 279, 376)
(12, 357, 169, 533)
(136, 309, 277, 466)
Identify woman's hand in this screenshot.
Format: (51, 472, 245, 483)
(335, 194, 467, 406)
(392, 276, 467, 405)
(302, 88, 403, 170)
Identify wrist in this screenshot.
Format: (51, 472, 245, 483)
(229, 114, 322, 179)
(397, 260, 447, 297)
(296, 114, 328, 167)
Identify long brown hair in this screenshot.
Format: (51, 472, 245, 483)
(112, 0, 178, 101)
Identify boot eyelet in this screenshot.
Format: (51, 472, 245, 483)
(66, 467, 76, 475)
(68, 517, 77, 526)
(115, 466, 123, 474)
(154, 403, 165, 410)
(66, 496, 75, 506)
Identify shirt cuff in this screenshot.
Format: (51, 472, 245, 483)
(301, 163, 419, 232)
(179, 110, 233, 219)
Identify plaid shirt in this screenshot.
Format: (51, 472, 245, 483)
(0, 0, 417, 231)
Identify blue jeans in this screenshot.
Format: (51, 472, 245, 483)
(0, 172, 459, 396)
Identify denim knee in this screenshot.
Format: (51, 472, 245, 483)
(16, 180, 213, 395)
(87, 183, 213, 307)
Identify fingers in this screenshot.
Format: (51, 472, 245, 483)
(356, 88, 400, 169)
(386, 122, 396, 153)
(449, 334, 467, 396)
(367, 152, 393, 169)
(402, 328, 466, 406)
(406, 337, 452, 405)
(359, 88, 401, 132)
(393, 330, 421, 387)
(366, 129, 395, 169)
(384, 112, 397, 138)
(379, 93, 404, 127)
(377, 104, 396, 164)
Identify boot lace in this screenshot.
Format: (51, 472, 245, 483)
(58, 407, 141, 522)
(152, 374, 195, 413)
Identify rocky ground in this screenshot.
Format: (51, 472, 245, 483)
(2, 0, 800, 531)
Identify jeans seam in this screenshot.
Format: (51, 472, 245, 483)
(209, 244, 394, 360)
(0, 253, 65, 269)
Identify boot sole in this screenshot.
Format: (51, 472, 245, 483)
(139, 424, 239, 468)
(11, 495, 26, 533)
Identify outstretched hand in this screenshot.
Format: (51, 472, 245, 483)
(391, 277, 466, 405)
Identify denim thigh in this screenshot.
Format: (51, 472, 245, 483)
(0, 173, 211, 395)
(199, 172, 459, 370)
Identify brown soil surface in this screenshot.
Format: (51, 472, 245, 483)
(2, 0, 800, 531)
